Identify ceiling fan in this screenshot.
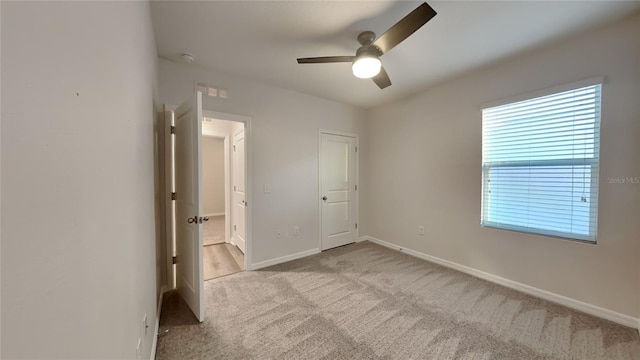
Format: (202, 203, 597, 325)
(296, 2, 437, 89)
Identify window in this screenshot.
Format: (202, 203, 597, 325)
(481, 80, 601, 242)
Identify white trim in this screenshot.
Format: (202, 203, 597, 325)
(480, 76, 604, 110)
(249, 248, 320, 271)
(318, 133, 322, 250)
(204, 110, 252, 124)
(360, 235, 639, 329)
(318, 128, 360, 138)
(204, 212, 225, 217)
(164, 108, 176, 291)
(150, 285, 167, 360)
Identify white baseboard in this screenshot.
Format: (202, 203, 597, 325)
(360, 235, 639, 330)
(204, 212, 224, 217)
(249, 248, 321, 271)
(150, 285, 167, 360)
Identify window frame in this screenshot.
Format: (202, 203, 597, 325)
(480, 78, 603, 243)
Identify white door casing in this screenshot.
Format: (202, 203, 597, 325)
(202, 110, 251, 269)
(163, 106, 176, 290)
(174, 92, 204, 322)
(320, 132, 357, 250)
(232, 127, 246, 253)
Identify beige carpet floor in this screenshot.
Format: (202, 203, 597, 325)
(203, 215, 225, 246)
(156, 241, 640, 360)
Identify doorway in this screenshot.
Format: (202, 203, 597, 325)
(163, 93, 252, 322)
(201, 116, 246, 280)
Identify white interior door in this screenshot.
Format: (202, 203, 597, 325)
(232, 127, 246, 253)
(320, 133, 357, 250)
(174, 92, 204, 322)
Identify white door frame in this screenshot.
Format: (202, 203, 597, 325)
(163, 107, 176, 290)
(203, 110, 252, 270)
(318, 129, 359, 251)
(201, 131, 230, 244)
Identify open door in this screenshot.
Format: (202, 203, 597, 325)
(232, 127, 246, 253)
(174, 92, 204, 322)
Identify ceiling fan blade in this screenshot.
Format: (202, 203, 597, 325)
(372, 2, 437, 54)
(297, 56, 355, 64)
(372, 66, 391, 89)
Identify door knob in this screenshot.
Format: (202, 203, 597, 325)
(203, 217, 209, 221)
(187, 216, 197, 224)
(322, 196, 327, 201)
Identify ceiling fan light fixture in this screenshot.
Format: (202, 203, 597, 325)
(297, 2, 437, 88)
(352, 56, 381, 79)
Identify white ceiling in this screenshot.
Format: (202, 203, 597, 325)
(150, 1, 640, 109)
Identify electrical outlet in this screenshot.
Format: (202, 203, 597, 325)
(293, 226, 300, 235)
(418, 226, 425, 235)
(276, 230, 281, 239)
(263, 183, 270, 194)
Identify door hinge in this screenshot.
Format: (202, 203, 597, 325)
(171, 192, 176, 200)
(172, 256, 178, 264)
(355, 223, 358, 229)
(170, 126, 176, 134)
(234, 224, 237, 231)
(233, 145, 236, 151)
(234, 185, 236, 191)
(355, 146, 358, 152)
(355, 185, 358, 191)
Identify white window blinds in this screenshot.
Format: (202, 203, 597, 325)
(481, 82, 601, 242)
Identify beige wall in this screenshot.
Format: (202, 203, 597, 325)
(203, 137, 225, 215)
(362, 14, 640, 318)
(159, 59, 366, 265)
(1, 2, 159, 358)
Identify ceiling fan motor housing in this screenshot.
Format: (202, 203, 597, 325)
(356, 31, 383, 59)
(357, 31, 376, 45)
(355, 44, 383, 59)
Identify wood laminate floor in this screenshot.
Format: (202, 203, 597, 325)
(203, 243, 244, 281)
